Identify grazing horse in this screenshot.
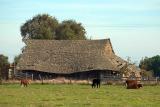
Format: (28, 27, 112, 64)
(20, 79, 29, 87)
(126, 80, 142, 89)
(137, 83, 143, 88)
(92, 79, 101, 88)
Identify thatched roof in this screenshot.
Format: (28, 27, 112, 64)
(17, 39, 128, 74)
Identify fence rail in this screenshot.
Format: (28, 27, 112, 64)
(14, 72, 32, 80)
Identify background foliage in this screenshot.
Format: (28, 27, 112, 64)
(139, 55, 160, 77)
(21, 14, 87, 41)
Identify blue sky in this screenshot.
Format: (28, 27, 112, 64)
(0, 0, 160, 63)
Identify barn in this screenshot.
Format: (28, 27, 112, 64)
(16, 39, 141, 80)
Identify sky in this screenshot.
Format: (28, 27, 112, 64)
(0, 0, 160, 64)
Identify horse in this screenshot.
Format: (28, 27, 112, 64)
(92, 79, 101, 88)
(20, 79, 29, 87)
(126, 80, 142, 89)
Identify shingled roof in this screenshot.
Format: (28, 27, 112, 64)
(17, 39, 127, 74)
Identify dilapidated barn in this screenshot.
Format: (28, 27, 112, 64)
(16, 39, 141, 80)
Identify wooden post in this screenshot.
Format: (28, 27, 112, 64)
(32, 74, 33, 80)
(14, 61, 16, 76)
(39, 74, 43, 85)
(69, 77, 71, 84)
(39, 74, 41, 80)
(25, 73, 27, 79)
(42, 77, 44, 85)
(87, 77, 89, 84)
(156, 77, 158, 85)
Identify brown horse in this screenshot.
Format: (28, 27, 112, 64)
(126, 80, 142, 89)
(20, 79, 29, 87)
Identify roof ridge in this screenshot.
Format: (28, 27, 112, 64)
(26, 38, 110, 41)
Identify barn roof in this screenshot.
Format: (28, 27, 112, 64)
(17, 39, 127, 74)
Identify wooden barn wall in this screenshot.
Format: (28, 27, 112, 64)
(20, 70, 119, 80)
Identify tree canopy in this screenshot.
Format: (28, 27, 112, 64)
(21, 14, 58, 40)
(20, 14, 87, 41)
(139, 55, 160, 77)
(56, 20, 86, 40)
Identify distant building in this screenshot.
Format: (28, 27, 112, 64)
(16, 39, 141, 80)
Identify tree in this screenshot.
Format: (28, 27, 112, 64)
(140, 69, 153, 78)
(139, 55, 160, 77)
(0, 54, 9, 84)
(21, 14, 58, 40)
(20, 14, 87, 40)
(56, 20, 86, 40)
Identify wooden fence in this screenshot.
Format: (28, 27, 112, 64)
(14, 72, 32, 80)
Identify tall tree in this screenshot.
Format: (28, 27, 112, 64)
(139, 55, 160, 77)
(21, 14, 58, 40)
(56, 20, 86, 40)
(20, 14, 87, 40)
(0, 54, 9, 84)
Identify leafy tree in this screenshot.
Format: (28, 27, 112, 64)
(0, 54, 9, 84)
(21, 14, 58, 40)
(139, 55, 160, 77)
(140, 69, 153, 78)
(20, 14, 87, 40)
(56, 20, 86, 40)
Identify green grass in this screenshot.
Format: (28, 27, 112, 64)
(0, 84, 160, 107)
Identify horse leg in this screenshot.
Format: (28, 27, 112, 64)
(92, 84, 94, 88)
(93, 84, 95, 88)
(96, 83, 98, 88)
(20, 81, 24, 87)
(21, 84, 23, 87)
(25, 83, 28, 87)
(98, 83, 100, 88)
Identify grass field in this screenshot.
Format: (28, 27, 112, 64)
(0, 84, 160, 107)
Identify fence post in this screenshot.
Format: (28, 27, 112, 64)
(69, 77, 71, 84)
(156, 77, 158, 85)
(39, 74, 43, 85)
(25, 73, 27, 79)
(87, 77, 89, 84)
(39, 74, 41, 80)
(32, 74, 33, 80)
